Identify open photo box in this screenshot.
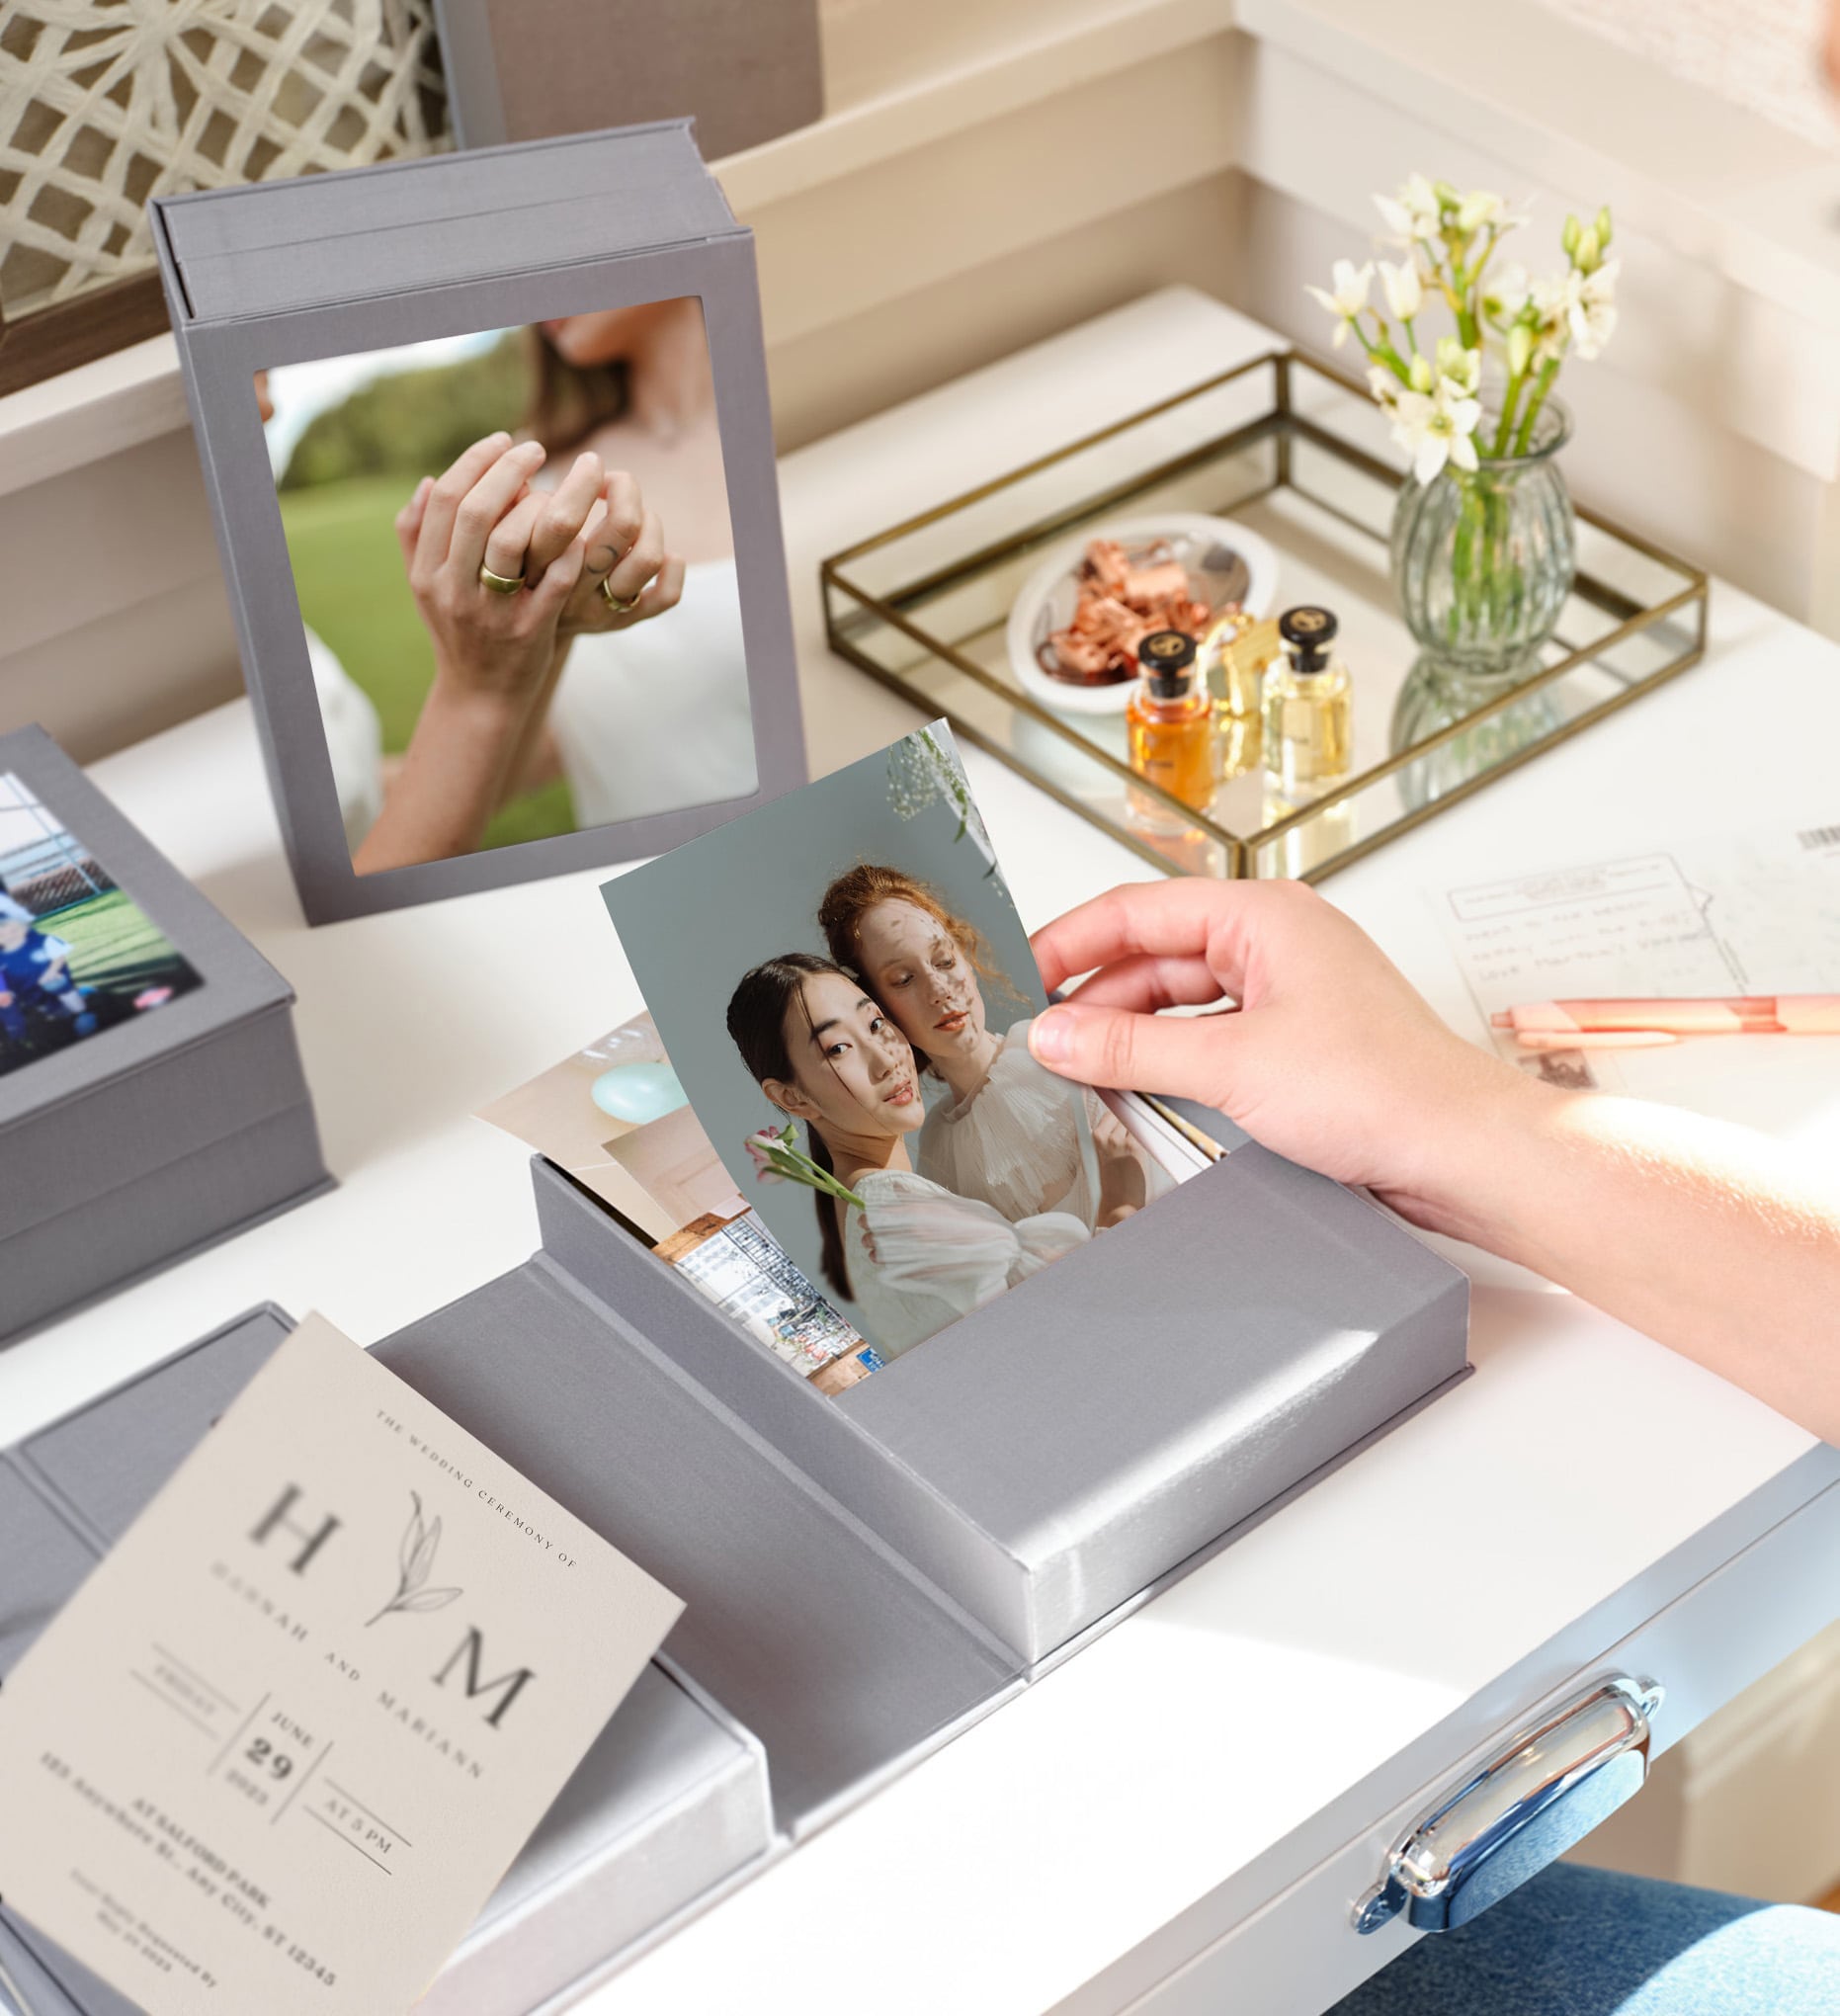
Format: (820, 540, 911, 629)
(0, 1307, 772, 2016)
(4, 1079, 1467, 2011)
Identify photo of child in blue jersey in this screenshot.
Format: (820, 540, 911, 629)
(0, 774, 204, 1080)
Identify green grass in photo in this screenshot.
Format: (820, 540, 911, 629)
(278, 476, 576, 850)
(41, 888, 201, 998)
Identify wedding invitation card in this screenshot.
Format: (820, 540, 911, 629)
(0, 1314, 683, 2015)
(602, 723, 1177, 1368)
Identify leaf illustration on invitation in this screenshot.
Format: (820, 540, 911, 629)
(367, 1488, 462, 1625)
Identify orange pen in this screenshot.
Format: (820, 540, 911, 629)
(1492, 995, 1840, 1040)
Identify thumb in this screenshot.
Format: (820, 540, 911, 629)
(1028, 1002, 1235, 1101)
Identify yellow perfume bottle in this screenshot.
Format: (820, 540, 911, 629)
(1263, 605, 1352, 801)
(1128, 629, 1213, 834)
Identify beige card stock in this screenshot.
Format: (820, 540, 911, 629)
(0, 1315, 683, 2015)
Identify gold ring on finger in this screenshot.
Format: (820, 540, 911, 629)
(478, 563, 525, 595)
(599, 578, 638, 612)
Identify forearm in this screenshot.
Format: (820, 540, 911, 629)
(496, 639, 572, 807)
(1419, 1069, 1840, 1441)
(354, 679, 527, 874)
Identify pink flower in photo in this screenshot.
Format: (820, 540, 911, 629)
(745, 1124, 793, 1183)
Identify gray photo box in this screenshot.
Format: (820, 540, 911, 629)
(0, 726, 329, 1343)
(376, 1121, 1471, 1816)
(0, 1132, 1470, 2003)
(150, 121, 807, 925)
(0, 1307, 775, 2016)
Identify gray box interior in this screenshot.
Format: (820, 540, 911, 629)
(151, 122, 808, 925)
(527, 1139, 1471, 1662)
(0, 727, 329, 1342)
(0, 1305, 774, 2016)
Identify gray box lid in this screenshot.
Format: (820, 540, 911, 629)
(157, 121, 744, 321)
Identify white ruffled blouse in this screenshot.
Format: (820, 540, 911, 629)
(918, 1018, 1168, 1229)
(840, 1167, 1088, 1361)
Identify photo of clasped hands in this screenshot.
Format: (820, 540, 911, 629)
(353, 431, 684, 876)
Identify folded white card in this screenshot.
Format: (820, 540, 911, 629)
(0, 1314, 683, 2016)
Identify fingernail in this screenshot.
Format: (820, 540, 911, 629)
(1030, 1009, 1074, 1064)
(517, 440, 545, 459)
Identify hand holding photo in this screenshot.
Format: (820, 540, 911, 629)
(603, 724, 1176, 1367)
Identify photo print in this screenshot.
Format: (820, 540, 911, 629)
(0, 774, 203, 1081)
(477, 1012, 880, 1395)
(260, 298, 757, 875)
(603, 724, 1178, 1368)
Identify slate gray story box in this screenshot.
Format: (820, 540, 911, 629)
(0, 1306, 775, 2016)
(0, 727, 329, 1343)
(435, 0, 824, 161)
(151, 119, 808, 926)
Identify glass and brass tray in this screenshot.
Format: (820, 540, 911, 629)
(820, 351, 1709, 881)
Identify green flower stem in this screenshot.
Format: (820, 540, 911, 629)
(763, 1144, 866, 1212)
(1490, 372, 1528, 460)
(1513, 358, 1560, 457)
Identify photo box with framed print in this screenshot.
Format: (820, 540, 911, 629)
(0, 726, 328, 1343)
(153, 120, 806, 925)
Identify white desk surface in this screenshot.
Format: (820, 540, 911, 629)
(5, 292, 1835, 2016)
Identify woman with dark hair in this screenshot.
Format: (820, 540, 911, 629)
(726, 953, 1089, 1358)
(818, 864, 1166, 1231)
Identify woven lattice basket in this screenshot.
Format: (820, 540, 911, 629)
(0, 0, 449, 320)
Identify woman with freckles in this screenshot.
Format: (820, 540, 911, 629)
(818, 866, 1167, 1233)
(726, 954, 1089, 1359)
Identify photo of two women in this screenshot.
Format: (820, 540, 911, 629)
(603, 726, 1173, 1363)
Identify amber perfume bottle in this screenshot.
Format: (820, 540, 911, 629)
(1263, 605, 1353, 802)
(1128, 629, 1214, 834)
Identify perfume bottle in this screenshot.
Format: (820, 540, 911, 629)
(1263, 605, 1352, 802)
(1128, 629, 1214, 834)
(1204, 612, 1281, 779)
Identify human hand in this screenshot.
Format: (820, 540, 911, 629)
(554, 468, 685, 639)
(1029, 879, 1534, 1234)
(1088, 1099, 1146, 1228)
(392, 433, 585, 708)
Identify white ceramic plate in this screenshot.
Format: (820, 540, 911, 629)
(1006, 514, 1280, 716)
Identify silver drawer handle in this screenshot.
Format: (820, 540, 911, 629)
(1353, 1674, 1664, 1935)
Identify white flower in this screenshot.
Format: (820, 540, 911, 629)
(1374, 173, 1442, 245)
(1528, 273, 1574, 364)
(1304, 259, 1375, 345)
(1484, 261, 1530, 318)
(1391, 379, 1482, 484)
(1526, 258, 1620, 365)
(1436, 336, 1481, 396)
(1567, 258, 1620, 360)
(1378, 258, 1424, 322)
(1458, 189, 1505, 232)
(1367, 364, 1403, 411)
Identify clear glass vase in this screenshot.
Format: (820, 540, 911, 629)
(1388, 655, 1562, 813)
(1389, 399, 1576, 674)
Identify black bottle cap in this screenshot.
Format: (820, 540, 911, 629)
(1137, 628, 1197, 697)
(1278, 605, 1338, 672)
